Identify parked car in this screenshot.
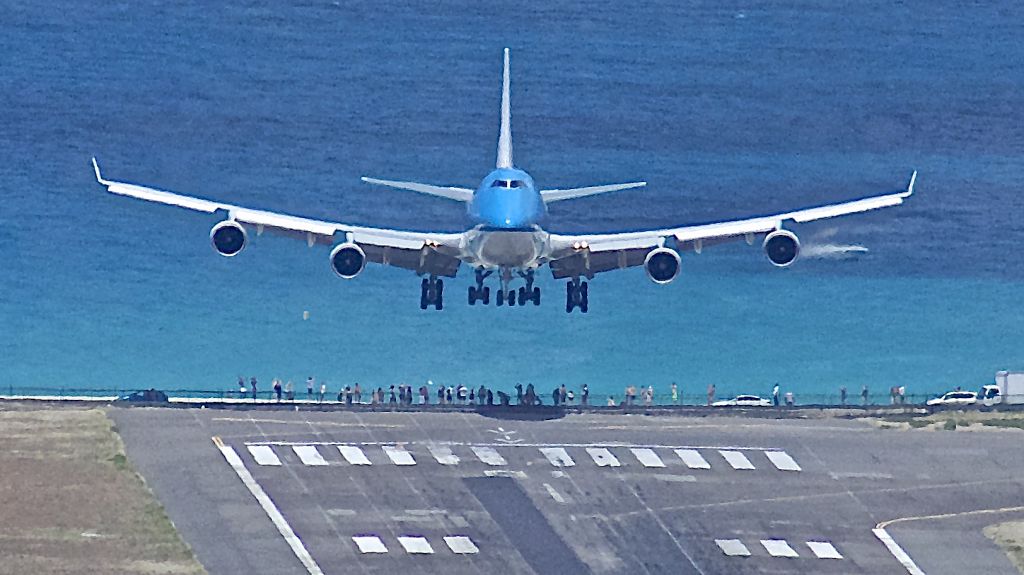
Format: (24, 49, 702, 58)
(926, 390, 977, 407)
(712, 394, 772, 407)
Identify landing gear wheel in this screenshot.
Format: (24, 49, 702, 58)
(435, 279, 444, 310)
(468, 286, 476, 306)
(533, 287, 541, 306)
(507, 290, 517, 306)
(420, 278, 429, 310)
(482, 286, 490, 305)
(497, 290, 505, 306)
(566, 282, 574, 313)
(580, 281, 588, 313)
(518, 286, 526, 305)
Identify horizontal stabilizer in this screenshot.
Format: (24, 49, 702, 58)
(361, 177, 474, 202)
(540, 181, 646, 202)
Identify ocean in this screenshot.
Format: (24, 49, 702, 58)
(2, 1, 1024, 403)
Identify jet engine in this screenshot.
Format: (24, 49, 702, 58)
(644, 247, 681, 284)
(763, 229, 800, 267)
(209, 220, 247, 257)
(330, 243, 366, 279)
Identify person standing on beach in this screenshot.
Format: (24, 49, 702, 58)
(515, 383, 523, 405)
(319, 382, 326, 402)
(840, 386, 847, 406)
(581, 383, 589, 406)
(307, 377, 314, 399)
(671, 382, 678, 405)
(772, 384, 780, 407)
(354, 383, 362, 404)
(861, 385, 869, 405)
(250, 377, 258, 400)
(273, 379, 282, 402)
(645, 385, 654, 407)
(238, 377, 247, 398)
(607, 395, 616, 406)
(707, 384, 716, 406)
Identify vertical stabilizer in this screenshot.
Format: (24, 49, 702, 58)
(496, 48, 513, 169)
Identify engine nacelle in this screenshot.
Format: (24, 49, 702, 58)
(644, 247, 681, 284)
(330, 243, 366, 279)
(209, 220, 247, 257)
(763, 229, 800, 267)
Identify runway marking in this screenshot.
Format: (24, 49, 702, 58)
(292, 445, 328, 466)
(586, 447, 621, 467)
(397, 536, 434, 554)
(382, 445, 416, 466)
(539, 447, 575, 467)
(248, 440, 779, 451)
(484, 469, 527, 479)
(428, 445, 459, 466)
(715, 539, 751, 556)
(352, 536, 388, 554)
(247, 445, 282, 466)
(543, 482, 566, 503)
(471, 446, 507, 466)
(675, 449, 711, 469)
(878, 504, 1024, 528)
(806, 541, 843, 559)
(873, 528, 926, 575)
(719, 450, 756, 470)
(213, 438, 324, 575)
(337, 445, 372, 465)
(764, 450, 801, 472)
(444, 536, 479, 554)
(213, 417, 401, 429)
(631, 448, 666, 468)
(761, 539, 799, 558)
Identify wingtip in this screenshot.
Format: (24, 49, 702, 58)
(906, 170, 917, 196)
(91, 157, 107, 185)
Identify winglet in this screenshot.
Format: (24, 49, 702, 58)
(91, 157, 110, 185)
(904, 170, 917, 197)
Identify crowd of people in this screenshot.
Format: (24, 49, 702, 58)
(231, 377, 898, 407)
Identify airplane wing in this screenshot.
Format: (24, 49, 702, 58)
(93, 159, 466, 277)
(360, 177, 475, 202)
(547, 171, 916, 279)
(540, 181, 646, 202)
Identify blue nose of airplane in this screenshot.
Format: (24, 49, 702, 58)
(472, 187, 544, 229)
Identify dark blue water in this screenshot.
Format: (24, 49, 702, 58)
(3, 1, 1024, 401)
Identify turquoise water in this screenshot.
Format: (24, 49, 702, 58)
(3, 2, 1024, 401)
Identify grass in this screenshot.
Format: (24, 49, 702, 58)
(0, 407, 206, 575)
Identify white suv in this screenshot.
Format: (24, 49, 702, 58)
(926, 391, 978, 406)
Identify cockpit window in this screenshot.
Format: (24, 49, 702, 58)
(490, 179, 524, 189)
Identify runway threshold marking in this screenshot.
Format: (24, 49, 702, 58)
(764, 451, 801, 472)
(539, 447, 575, 467)
(543, 483, 566, 503)
(247, 445, 282, 466)
(586, 447, 621, 467)
(719, 450, 756, 470)
(761, 539, 799, 558)
(675, 449, 711, 470)
(873, 528, 927, 575)
(444, 536, 479, 554)
(397, 536, 434, 554)
(337, 445, 372, 465)
(806, 541, 843, 559)
(715, 539, 751, 556)
(428, 445, 459, 465)
(213, 437, 325, 575)
(292, 445, 328, 466)
(382, 445, 416, 466)
(352, 536, 389, 554)
(471, 446, 507, 466)
(631, 448, 666, 468)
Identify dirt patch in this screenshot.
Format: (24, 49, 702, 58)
(985, 521, 1024, 574)
(0, 406, 205, 575)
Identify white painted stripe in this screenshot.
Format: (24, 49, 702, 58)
(631, 448, 666, 468)
(764, 451, 801, 472)
(444, 536, 479, 554)
(873, 528, 927, 575)
(543, 483, 566, 503)
(382, 445, 416, 466)
(675, 449, 711, 470)
(586, 447, 621, 467)
(484, 469, 527, 479)
(761, 539, 799, 558)
(337, 445, 372, 465)
(397, 536, 434, 554)
(715, 539, 751, 557)
(539, 447, 575, 467)
(428, 445, 459, 465)
(352, 536, 388, 554)
(247, 445, 282, 466)
(215, 441, 324, 575)
(292, 445, 328, 466)
(720, 450, 756, 470)
(471, 446, 507, 466)
(806, 541, 843, 559)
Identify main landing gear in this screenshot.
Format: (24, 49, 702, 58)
(468, 269, 491, 305)
(565, 278, 589, 313)
(420, 275, 443, 310)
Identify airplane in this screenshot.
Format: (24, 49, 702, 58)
(92, 48, 916, 314)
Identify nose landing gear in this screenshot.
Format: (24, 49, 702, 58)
(420, 275, 443, 310)
(565, 278, 588, 313)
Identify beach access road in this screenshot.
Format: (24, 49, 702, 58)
(109, 407, 1024, 575)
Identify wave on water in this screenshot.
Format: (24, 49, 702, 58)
(802, 243, 869, 259)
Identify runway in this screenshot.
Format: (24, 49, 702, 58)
(111, 408, 1024, 574)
